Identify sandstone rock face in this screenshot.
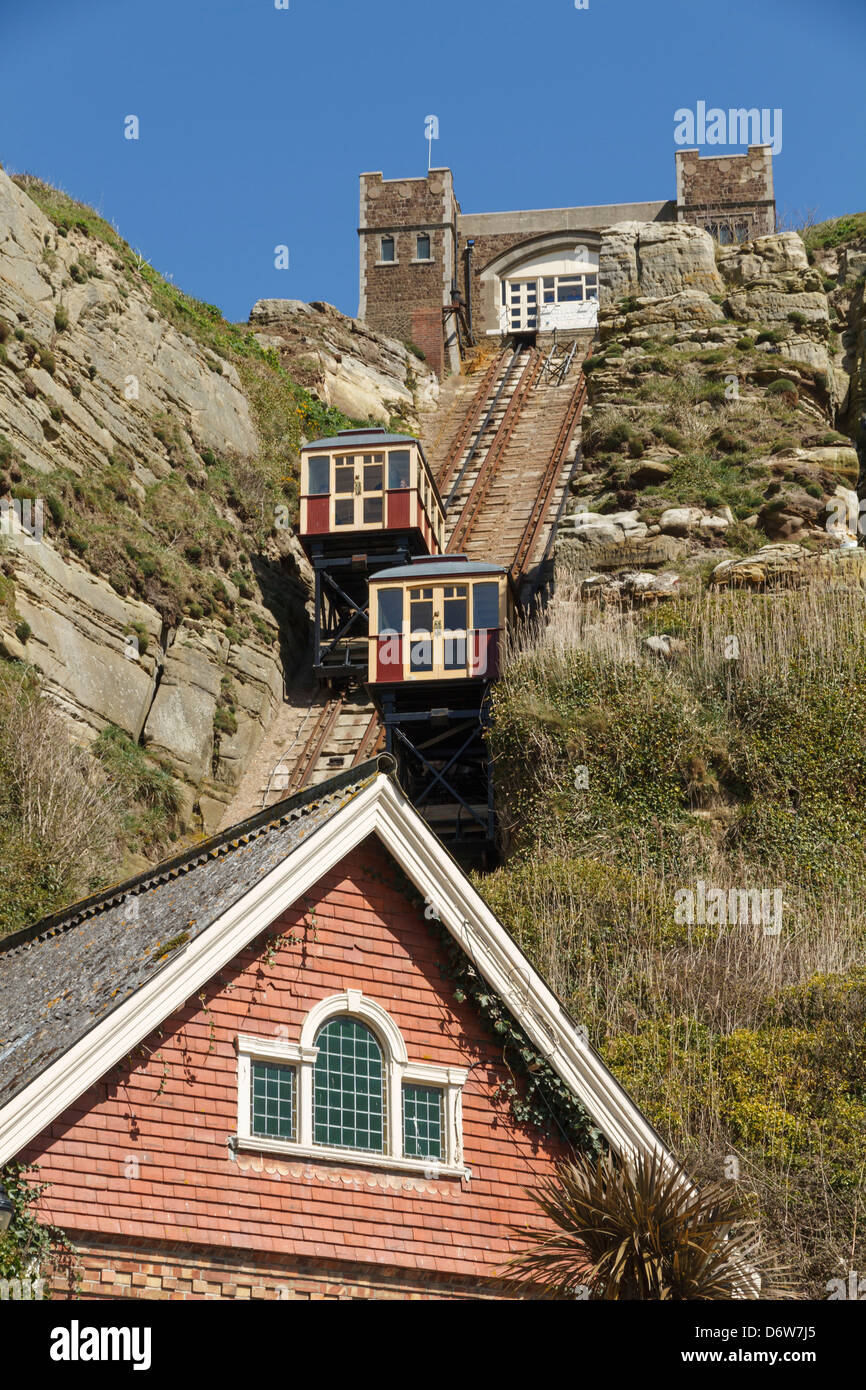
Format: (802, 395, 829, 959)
(0, 513, 160, 740)
(0, 170, 258, 480)
(582, 570, 682, 604)
(556, 509, 685, 573)
(716, 232, 809, 286)
(559, 222, 861, 599)
(0, 167, 316, 827)
(711, 543, 866, 589)
(600, 222, 724, 301)
(249, 298, 439, 432)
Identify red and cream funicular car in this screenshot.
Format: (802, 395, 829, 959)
(368, 556, 511, 687)
(299, 428, 445, 558)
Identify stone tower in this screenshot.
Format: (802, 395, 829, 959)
(358, 169, 460, 377)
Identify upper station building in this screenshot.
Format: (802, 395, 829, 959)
(358, 146, 776, 375)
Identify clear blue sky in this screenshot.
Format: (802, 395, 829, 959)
(2, 0, 864, 323)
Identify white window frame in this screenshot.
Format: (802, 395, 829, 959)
(236, 991, 469, 1178)
(412, 232, 433, 263)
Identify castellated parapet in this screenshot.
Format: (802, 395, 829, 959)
(358, 149, 776, 376)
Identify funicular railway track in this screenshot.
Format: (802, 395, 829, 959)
(243, 335, 590, 826)
(260, 695, 384, 808)
(440, 337, 590, 588)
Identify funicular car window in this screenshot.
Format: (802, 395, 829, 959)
(364, 464, 383, 491)
(388, 450, 411, 490)
(378, 588, 404, 634)
(363, 497, 383, 524)
(308, 456, 330, 494)
(443, 584, 468, 671)
(335, 458, 355, 494)
(473, 582, 500, 629)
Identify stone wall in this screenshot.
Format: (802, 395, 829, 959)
(358, 170, 458, 373)
(676, 146, 775, 240)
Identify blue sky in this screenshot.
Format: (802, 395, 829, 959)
(2, 0, 864, 323)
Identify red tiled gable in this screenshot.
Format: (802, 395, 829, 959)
(22, 837, 569, 1286)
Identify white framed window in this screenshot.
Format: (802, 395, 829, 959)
(414, 233, 432, 261)
(378, 235, 396, 264)
(236, 991, 469, 1177)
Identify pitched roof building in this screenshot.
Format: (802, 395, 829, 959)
(0, 757, 672, 1299)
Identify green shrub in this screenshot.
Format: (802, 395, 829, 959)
(766, 379, 798, 398)
(13, 620, 31, 644)
(54, 306, 69, 332)
(213, 707, 237, 735)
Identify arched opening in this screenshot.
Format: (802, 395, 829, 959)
(478, 233, 601, 336)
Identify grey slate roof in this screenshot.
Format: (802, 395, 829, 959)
(0, 758, 387, 1111)
(301, 431, 420, 451)
(371, 559, 506, 581)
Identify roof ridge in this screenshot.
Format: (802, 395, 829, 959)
(0, 755, 393, 957)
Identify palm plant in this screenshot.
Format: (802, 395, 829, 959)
(507, 1149, 789, 1300)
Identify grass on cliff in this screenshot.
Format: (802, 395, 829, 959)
(0, 664, 180, 937)
(801, 211, 866, 254)
(480, 581, 866, 1295)
(581, 338, 839, 524)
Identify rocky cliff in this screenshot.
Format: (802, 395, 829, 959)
(249, 298, 438, 433)
(0, 168, 435, 837)
(556, 220, 864, 596)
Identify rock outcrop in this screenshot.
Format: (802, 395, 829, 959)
(249, 298, 439, 432)
(557, 222, 861, 590)
(0, 169, 354, 831)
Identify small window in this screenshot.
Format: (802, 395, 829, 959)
(557, 277, 583, 302)
(307, 455, 330, 495)
(410, 597, 434, 632)
(378, 588, 404, 634)
(443, 594, 467, 631)
(542, 277, 554, 289)
(314, 1017, 384, 1152)
(718, 225, 733, 246)
(251, 1062, 295, 1140)
(473, 581, 500, 630)
(364, 463, 383, 492)
(335, 464, 355, 494)
(410, 638, 433, 673)
(387, 450, 411, 490)
(363, 496, 383, 525)
(403, 1085, 443, 1160)
(416, 233, 431, 260)
(334, 498, 354, 526)
(380, 236, 395, 262)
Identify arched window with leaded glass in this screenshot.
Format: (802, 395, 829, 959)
(313, 1016, 385, 1152)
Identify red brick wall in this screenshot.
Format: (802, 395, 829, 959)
(22, 837, 569, 1297)
(410, 307, 444, 376)
(64, 1240, 511, 1300)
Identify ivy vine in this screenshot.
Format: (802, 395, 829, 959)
(0, 1163, 80, 1296)
(356, 861, 605, 1158)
